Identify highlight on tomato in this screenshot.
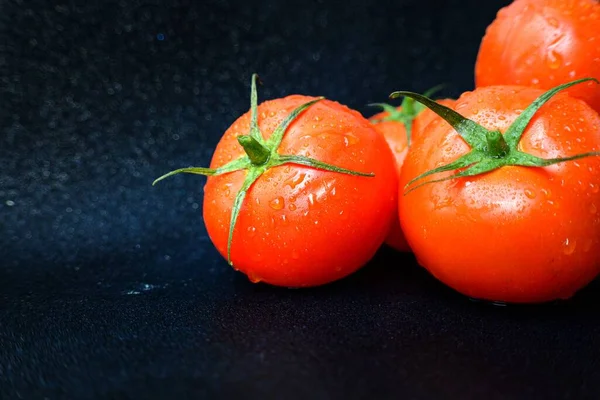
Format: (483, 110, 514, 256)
(393, 78, 600, 304)
(475, 0, 600, 113)
(154, 74, 398, 288)
(368, 87, 455, 252)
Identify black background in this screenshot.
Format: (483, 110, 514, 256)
(2, 0, 600, 398)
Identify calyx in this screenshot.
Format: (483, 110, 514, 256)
(370, 84, 444, 145)
(389, 78, 600, 194)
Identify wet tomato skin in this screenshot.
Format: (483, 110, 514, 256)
(398, 85, 600, 303)
(475, 0, 600, 113)
(370, 99, 456, 252)
(204, 95, 398, 287)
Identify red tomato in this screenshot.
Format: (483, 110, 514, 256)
(155, 75, 397, 287)
(395, 79, 600, 303)
(369, 98, 456, 252)
(475, 0, 600, 112)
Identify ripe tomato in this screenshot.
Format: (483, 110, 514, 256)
(393, 79, 600, 303)
(369, 97, 456, 252)
(475, 0, 600, 113)
(155, 75, 397, 288)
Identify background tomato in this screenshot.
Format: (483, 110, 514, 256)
(398, 83, 600, 303)
(369, 98, 456, 252)
(199, 94, 398, 287)
(475, 0, 600, 113)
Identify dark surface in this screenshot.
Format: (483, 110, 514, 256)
(2, 0, 600, 398)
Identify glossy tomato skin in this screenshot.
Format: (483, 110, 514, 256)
(399, 86, 600, 303)
(370, 99, 456, 252)
(475, 0, 600, 113)
(204, 95, 398, 287)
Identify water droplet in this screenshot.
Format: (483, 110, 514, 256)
(285, 172, 307, 189)
(269, 196, 285, 210)
(314, 220, 319, 225)
(497, 115, 506, 121)
(532, 78, 540, 85)
(247, 226, 257, 237)
(269, 111, 276, 117)
(260, 112, 267, 119)
(331, 186, 336, 196)
(343, 133, 360, 147)
(590, 203, 597, 214)
(308, 193, 316, 207)
(248, 271, 262, 283)
(591, 183, 599, 193)
(546, 17, 559, 27)
(288, 203, 297, 211)
(541, 188, 552, 198)
(563, 238, 577, 255)
(524, 189, 536, 199)
(546, 49, 563, 69)
(5, 200, 15, 206)
(314, 116, 320, 121)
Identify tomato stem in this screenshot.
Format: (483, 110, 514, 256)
(238, 135, 270, 165)
(485, 130, 509, 158)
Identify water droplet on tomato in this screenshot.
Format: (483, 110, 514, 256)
(546, 17, 559, 27)
(524, 189, 536, 199)
(260, 112, 267, 119)
(268, 111, 276, 117)
(343, 133, 360, 147)
(308, 193, 316, 207)
(531, 78, 540, 85)
(591, 183, 599, 193)
(269, 196, 285, 210)
(248, 271, 262, 283)
(563, 238, 577, 255)
(541, 188, 552, 198)
(546, 50, 563, 69)
(285, 172, 307, 189)
(331, 186, 337, 196)
(247, 226, 256, 237)
(590, 203, 597, 214)
(288, 203, 297, 211)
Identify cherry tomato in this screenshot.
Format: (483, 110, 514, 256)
(369, 97, 456, 251)
(394, 79, 600, 303)
(475, 0, 600, 113)
(155, 75, 397, 287)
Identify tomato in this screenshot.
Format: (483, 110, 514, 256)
(369, 97, 456, 252)
(393, 78, 600, 304)
(154, 75, 397, 287)
(475, 0, 600, 113)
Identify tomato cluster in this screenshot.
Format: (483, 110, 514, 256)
(155, 0, 600, 304)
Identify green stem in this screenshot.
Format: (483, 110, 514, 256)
(238, 135, 270, 165)
(485, 130, 509, 159)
